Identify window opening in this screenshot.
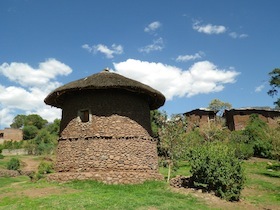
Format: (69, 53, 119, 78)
(80, 109, 90, 122)
(0, 133, 4, 139)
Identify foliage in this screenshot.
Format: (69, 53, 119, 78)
(11, 114, 48, 130)
(0, 154, 4, 159)
(7, 158, 20, 170)
(25, 129, 57, 155)
(189, 141, 245, 201)
(200, 121, 229, 142)
(0, 140, 24, 150)
(150, 110, 167, 137)
(23, 125, 39, 140)
(269, 128, 280, 160)
(208, 98, 232, 112)
(243, 114, 272, 158)
(158, 115, 188, 182)
(10, 114, 26, 128)
(228, 131, 254, 160)
(46, 119, 61, 135)
(267, 68, 280, 107)
(38, 161, 54, 174)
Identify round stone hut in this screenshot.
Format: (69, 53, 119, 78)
(44, 69, 165, 184)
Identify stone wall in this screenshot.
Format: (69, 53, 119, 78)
(2, 149, 28, 156)
(51, 89, 162, 183)
(225, 109, 280, 131)
(56, 136, 158, 173)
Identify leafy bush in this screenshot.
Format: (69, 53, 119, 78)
(228, 131, 254, 160)
(38, 161, 54, 174)
(253, 139, 272, 158)
(7, 158, 20, 170)
(189, 142, 245, 201)
(0, 154, 4, 159)
(25, 129, 57, 155)
(243, 114, 273, 158)
(23, 125, 39, 140)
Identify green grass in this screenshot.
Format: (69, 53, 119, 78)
(0, 179, 209, 210)
(1, 155, 279, 209)
(159, 161, 192, 180)
(242, 158, 280, 206)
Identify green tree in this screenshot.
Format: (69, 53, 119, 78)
(10, 114, 26, 128)
(159, 115, 188, 182)
(208, 99, 232, 112)
(268, 68, 280, 107)
(150, 110, 167, 137)
(23, 125, 39, 140)
(25, 114, 48, 129)
(46, 119, 61, 135)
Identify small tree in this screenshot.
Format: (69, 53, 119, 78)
(268, 68, 280, 107)
(208, 99, 232, 113)
(159, 115, 188, 182)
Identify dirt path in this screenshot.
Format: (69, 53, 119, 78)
(20, 156, 40, 172)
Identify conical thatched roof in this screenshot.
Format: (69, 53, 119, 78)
(44, 69, 165, 110)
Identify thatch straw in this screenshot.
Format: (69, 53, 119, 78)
(44, 70, 165, 110)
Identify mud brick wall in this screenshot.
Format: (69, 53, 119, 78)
(0, 128, 23, 142)
(60, 90, 152, 138)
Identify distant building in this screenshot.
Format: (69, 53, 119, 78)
(0, 128, 23, 144)
(184, 108, 218, 130)
(223, 108, 280, 131)
(44, 69, 165, 184)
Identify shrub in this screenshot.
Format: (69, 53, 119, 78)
(228, 131, 254, 160)
(243, 114, 273, 158)
(189, 142, 245, 201)
(0, 154, 4, 159)
(7, 157, 20, 170)
(38, 161, 54, 174)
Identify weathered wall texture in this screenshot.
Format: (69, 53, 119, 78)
(50, 89, 162, 184)
(224, 109, 280, 131)
(60, 90, 152, 138)
(184, 109, 216, 131)
(0, 128, 23, 144)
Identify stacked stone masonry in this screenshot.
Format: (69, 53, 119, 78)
(46, 89, 163, 184)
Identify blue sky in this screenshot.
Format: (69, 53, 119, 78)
(0, 0, 279, 128)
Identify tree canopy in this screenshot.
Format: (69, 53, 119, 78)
(208, 99, 232, 112)
(268, 68, 280, 107)
(10, 114, 48, 129)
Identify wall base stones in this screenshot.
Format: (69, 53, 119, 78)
(52, 136, 162, 184)
(47, 171, 163, 184)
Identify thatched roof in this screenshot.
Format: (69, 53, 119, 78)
(44, 69, 165, 110)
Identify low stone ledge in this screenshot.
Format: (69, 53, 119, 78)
(47, 171, 163, 184)
(0, 169, 20, 177)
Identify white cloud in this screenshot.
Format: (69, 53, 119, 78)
(255, 84, 265, 92)
(0, 59, 71, 87)
(144, 21, 161, 33)
(138, 37, 164, 53)
(113, 59, 239, 100)
(229, 32, 249, 39)
(0, 59, 72, 128)
(176, 52, 204, 62)
(82, 43, 123, 59)
(193, 20, 226, 34)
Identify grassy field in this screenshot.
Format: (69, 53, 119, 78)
(0, 155, 279, 210)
